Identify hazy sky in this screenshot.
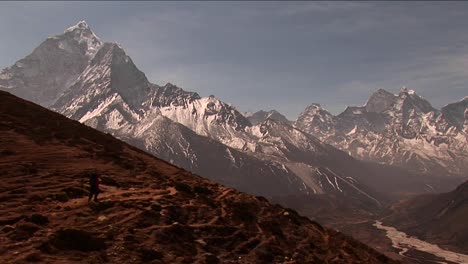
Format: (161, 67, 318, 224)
(1, 2, 467, 118)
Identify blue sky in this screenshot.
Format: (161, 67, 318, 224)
(1, 1, 467, 118)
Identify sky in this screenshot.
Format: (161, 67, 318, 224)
(0, 1, 467, 119)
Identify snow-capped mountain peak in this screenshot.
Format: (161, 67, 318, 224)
(60, 20, 103, 58)
(298, 104, 331, 118)
(0, 21, 104, 107)
(394, 87, 434, 114)
(51, 41, 154, 124)
(295, 103, 336, 138)
(65, 20, 90, 32)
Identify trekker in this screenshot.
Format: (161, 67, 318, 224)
(88, 171, 100, 202)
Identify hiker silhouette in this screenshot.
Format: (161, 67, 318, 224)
(88, 171, 100, 202)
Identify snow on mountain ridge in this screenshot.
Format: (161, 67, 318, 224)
(52, 41, 154, 126)
(295, 88, 468, 176)
(159, 95, 253, 149)
(0, 21, 103, 107)
(60, 20, 102, 58)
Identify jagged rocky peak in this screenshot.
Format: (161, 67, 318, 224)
(258, 118, 277, 135)
(395, 87, 434, 114)
(150, 82, 201, 108)
(301, 104, 335, 122)
(0, 21, 103, 107)
(52, 41, 153, 118)
(365, 88, 397, 113)
(60, 20, 102, 57)
(248, 109, 291, 125)
(441, 96, 468, 130)
(299, 103, 334, 118)
(64, 20, 91, 32)
(306, 103, 323, 112)
(201, 95, 252, 129)
(295, 103, 336, 135)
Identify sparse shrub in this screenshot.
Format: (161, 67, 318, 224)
(137, 200, 151, 208)
(62, 186, 87, 199)
(53, 192, 69, 202)
(254, 244, 282, 263)
(9, 188, 27, 195)
(259, 220, 284, 238)
(235, 238, 261, 254)
(193, 185, 213, 195)
(136, 210, 160, 228)
(24, 252, 42, 262)
(119, 159, 136, 170)
(21, 163, 38, 175)
(230, 202, 257, 223)
(163, 206, 188, 224)
(150, 203, 162, 212)
(100, 176, 120, 187)
(49, 229, 106, 251)
(204, 253, 220, 264)
(28, 194, 45, 203)
(153, 224, 194, 244)
(27, 214, 49, 226)
(255, 196, 269, 203)
(8, 223, 40, 241)
(174, 182, 192, 194)
(89, 200, 114, 212)
(139, 248, 163, 261)
(36, 241, 55, 254)
(0, 149, 15, 156)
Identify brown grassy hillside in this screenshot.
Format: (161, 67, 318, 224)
(0, 91, 398, 263)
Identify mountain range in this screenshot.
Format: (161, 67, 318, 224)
(295, 88, 467, 176)
(0, 90, 397, 263)
(1, 21, 466, 218)
(1, 20, 468, 263)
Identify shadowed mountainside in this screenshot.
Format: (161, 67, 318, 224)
(0, 91, 398, 263)
(383, 180, 468, 255)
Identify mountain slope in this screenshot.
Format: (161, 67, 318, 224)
(441, 97, 468, 133)
(35, 22, 389, 207)
(0, 90, 398, 263)
(383, 180, 468, 254)
(47, 39, 306, 198)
